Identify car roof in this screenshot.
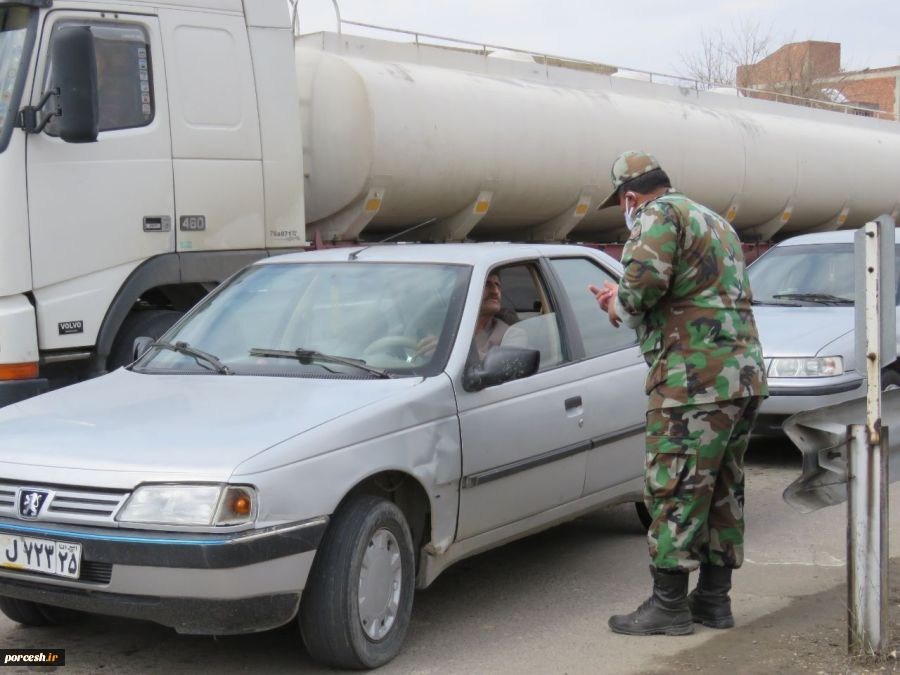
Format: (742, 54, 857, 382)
(774, 230, 857, 246)
(256, 242, 618, 267)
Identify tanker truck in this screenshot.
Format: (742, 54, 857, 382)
(1, 0, 899, 406)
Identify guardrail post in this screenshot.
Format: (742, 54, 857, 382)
(847, 219, 891, 655)
(847, 425, 889, 654)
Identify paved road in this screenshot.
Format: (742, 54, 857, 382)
(3, 439, 898, 674)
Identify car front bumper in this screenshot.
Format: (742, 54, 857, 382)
(755, 374, 864, 436)
(0, 516, 327, 634)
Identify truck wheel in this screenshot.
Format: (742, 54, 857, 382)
(0, 597, 73, 626)
(107, 310, 183, 370)
(635, 502, 653, 530)
(299, 495, 415, 669)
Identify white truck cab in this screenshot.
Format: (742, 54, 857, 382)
(0, 0, 303, 405)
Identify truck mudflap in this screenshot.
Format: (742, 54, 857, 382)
(0, 378, 48, 407)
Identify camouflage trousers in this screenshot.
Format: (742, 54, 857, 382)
(644, 396, 763, 572)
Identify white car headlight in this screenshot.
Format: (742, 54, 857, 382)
(117, 484, 256, 527)
(768, 356, 844, 378)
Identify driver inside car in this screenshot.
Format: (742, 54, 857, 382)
(416, 273, 526, 360)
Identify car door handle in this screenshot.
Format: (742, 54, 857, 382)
(564, 396, 582, 411)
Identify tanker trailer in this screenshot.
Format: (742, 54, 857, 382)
(295, 31, 900, 244)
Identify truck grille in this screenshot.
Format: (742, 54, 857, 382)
(0, 482, 130, 526)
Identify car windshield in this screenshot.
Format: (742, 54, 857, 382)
(134, 261, 470, 378)
(749, 243, 900, 306)
(0, 7, 34, 153)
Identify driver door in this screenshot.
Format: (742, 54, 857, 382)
(454, 262, 589, 540)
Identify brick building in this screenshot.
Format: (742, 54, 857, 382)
(736, 41, 899, 121)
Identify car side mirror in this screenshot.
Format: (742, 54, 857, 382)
(132, 336, 154, 362)
(51, 26, 99, 143)
(463, 346, 540, 391)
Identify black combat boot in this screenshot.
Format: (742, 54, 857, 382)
(687, 564, 734, 629)
(608, 567, 693, 636)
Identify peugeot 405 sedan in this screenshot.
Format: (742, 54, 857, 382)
(0, 244, 648, 669)
(748, 231, 900, 436)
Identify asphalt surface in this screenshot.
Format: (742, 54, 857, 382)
(2, 437, 897, 674)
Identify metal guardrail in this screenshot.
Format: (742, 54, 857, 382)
(782, 386, 900, 512)
(290, 1, 899, 123)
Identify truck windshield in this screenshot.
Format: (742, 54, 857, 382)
(0, 6, 34, 153)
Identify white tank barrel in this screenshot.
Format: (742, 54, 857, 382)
(296, 32, 900, 242)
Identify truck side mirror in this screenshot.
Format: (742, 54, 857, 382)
(51, 26, 99, 143)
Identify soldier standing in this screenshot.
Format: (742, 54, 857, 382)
(591, 150, 767, 636)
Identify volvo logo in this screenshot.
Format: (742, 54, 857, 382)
(17, 489, 50, 520)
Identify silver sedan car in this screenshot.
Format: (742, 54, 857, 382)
(748, 230, 900, 436)
(0, 244, 647, 669)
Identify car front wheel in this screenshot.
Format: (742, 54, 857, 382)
(0, 597, 75, 626)
(299, 495, 415, 669)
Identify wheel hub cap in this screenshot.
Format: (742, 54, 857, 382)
(358, 528, 402, 640)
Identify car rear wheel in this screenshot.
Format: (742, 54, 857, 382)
(0, 597, 75, 626)
(299, 495, 415, 669)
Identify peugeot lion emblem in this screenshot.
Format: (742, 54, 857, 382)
(17, 489, 49, 519)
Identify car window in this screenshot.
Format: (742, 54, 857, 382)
(749, 244, 900, 304)
(483, 264, 567, 372)
(549, 257, 637, 357)
(135, 262, 470, 378)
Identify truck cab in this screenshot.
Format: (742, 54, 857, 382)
(0, 0, 304, 406)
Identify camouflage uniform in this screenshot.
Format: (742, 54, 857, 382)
(610, 153, 767, 573)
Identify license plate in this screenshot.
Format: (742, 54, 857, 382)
(0, 534, 81, 579)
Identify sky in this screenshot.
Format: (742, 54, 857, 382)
(294, 1, 900, 77)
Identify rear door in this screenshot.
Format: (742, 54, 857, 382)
(26, 10, 174, 350)
(547, 255, 647, 495)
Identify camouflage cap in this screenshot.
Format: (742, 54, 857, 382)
(597, 150, 662, 210)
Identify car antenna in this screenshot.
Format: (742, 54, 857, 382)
(348, 217, 437, 261)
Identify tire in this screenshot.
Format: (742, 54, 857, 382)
(882, 369, 900, 390)
(0, 597, 74, 626)
(299, 495, 415, 669)
(107, 309, 183, 370)
(635, 501, 653, 530)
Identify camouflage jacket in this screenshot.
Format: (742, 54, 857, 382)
(614, 189, 768, 409)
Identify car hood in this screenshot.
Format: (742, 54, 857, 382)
(753, 305, 853, 358)
(0, 369, 423, 486)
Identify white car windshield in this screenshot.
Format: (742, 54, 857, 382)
(749, 243, 900, 306)
(136, 261, 470, 378)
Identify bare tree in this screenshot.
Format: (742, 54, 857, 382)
(679, 18, 773, 88)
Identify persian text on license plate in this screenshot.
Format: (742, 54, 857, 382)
(0, 533, 81, 579)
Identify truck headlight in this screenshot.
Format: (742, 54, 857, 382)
(768, 356, 844, 378)
(117, 484, 256, 526)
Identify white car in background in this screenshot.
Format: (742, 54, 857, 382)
(748, 231, 900, 436)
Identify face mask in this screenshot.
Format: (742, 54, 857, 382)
(623, 193, 638, 229)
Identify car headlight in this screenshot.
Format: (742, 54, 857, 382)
(768, 356, 844, 378)
(117, 484, 256, 526)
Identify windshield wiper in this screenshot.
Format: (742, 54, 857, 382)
(249, 347, 395, 379)
(772, 292, 854, 306)
(752, 298, 802, 307)
(151, 341, 232, 374)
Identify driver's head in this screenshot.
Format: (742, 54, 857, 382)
(480, 273, 502, 318)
